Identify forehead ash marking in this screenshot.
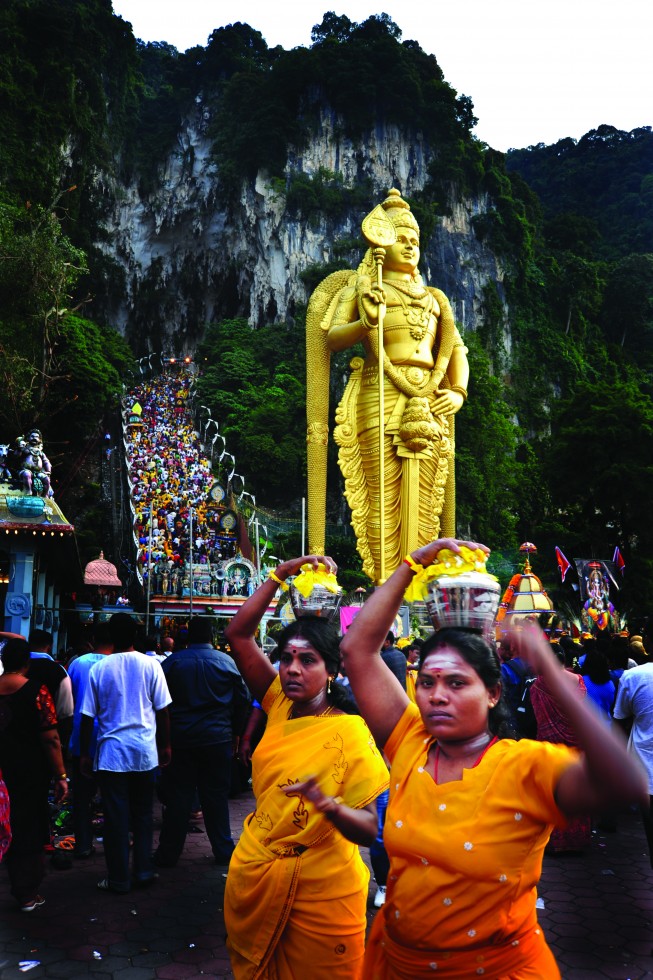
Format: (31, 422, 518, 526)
(284, 639, 313, 650)
(421, 652, 464, 672)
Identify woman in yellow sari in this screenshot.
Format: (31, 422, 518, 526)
(224, 555, 389, 980)
(339, 538, 646, 979)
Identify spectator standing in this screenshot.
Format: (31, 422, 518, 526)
(381, 632, 407, 689)
(28, 629, 74, 745)
(67, 624, 113, 858)
(155, 616, 249, 867)
(614, 661, 653, 865)
(80, 613, 171, 893)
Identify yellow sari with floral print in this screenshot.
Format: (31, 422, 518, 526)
(225, 676, 389, 980)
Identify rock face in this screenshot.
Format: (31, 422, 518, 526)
(91, 101, 507, 350)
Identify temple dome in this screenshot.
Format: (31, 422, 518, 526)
(84, 551, 122, 587)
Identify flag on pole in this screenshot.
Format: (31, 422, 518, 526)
(613, 546, 626, 576)
(555, 547, 571, 582)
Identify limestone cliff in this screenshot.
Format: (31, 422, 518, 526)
(91, 101, 507, 350)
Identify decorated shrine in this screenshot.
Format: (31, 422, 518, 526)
(0, 431, 76, 641)
(495, 542, 555, 635)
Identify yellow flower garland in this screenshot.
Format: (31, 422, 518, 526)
(291, 562, 342, 598)
(404, 547, 498, 603)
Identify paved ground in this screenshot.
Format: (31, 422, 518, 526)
(1, 793, 652, 979)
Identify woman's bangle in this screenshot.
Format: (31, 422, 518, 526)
(403, 554, 422, 574)
(268, 570, 289, 591)
(324, 796, 344, 820)
(56, 773, 67, 780)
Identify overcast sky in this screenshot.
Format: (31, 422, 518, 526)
(111, 0, 652, 152)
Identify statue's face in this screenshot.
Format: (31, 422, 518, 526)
(383, 227, 420, 274)
(28, 431, 40, 445)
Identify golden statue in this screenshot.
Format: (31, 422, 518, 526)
(306, 189, 469, 584)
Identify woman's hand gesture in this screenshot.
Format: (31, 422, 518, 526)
(409, 538, 490, 570)
(274, 555, 337, 582)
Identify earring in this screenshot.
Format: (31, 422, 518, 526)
(327, 677, 332, 694)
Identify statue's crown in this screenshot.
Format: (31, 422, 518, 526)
(381, 188, 419, 232)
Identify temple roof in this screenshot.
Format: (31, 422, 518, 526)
(84, 551, 122, 586)
(0, 488, 74, 536)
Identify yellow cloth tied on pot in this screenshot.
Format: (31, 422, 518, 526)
(292, 562, 341, 598)
(404, 547, 497, 603)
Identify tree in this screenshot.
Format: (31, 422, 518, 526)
(0, 191, 134, 439)
(311, 12, 354, 45)
(600, 253, 653, 357)
(196, 319, 306, 507)
(455, 333, 521, 547)
(546, 378, 653, 609)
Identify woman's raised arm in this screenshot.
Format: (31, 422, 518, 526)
(340, 538, 488, 748)
(512, 624, 648, 815)
(225, 555, 337, 702)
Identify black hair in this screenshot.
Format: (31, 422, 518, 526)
(271, 618, 357, 714)
(609, 635, 630, 671)
(28, 629, 52, 650)
(187, 617, 213, 644)
(108, 612, 138, 651)
(418, 627, 512, 737)
(2, 637, 31, 673)
(580, 647, 611, 685)
(559, 635, 579, 670)
(92, 623, 113, 649)
(385, 631, 396, 645)
(405, 638, 424, 662)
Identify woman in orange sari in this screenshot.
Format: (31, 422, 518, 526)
(224, 555, 388, 980)
(339, 538, 646, 979)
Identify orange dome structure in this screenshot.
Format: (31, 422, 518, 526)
(495, 543, 554, 632)
(83, 551, 122, 587)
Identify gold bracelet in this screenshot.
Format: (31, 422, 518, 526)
(268, 570, 289, 591)
(450, 384, 468, 401)
(403, 554, 422, 574)
(325, 796, 344, 820)
(57, 773, 67, 780)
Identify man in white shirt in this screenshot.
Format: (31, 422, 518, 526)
(613, 662, 653, 865)
(80, 614, 171, 893)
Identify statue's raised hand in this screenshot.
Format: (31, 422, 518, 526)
(356, 275, 384, 328)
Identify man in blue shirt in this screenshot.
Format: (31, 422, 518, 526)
(154, 616, 250, 867)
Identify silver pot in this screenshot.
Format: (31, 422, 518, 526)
(425, 572, 501, 641)
(289, 584, 343, 620)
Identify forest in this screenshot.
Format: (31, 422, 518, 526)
(0, 1, 652, 619)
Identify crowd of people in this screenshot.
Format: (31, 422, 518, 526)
(125, 373, 241, 596)
(0, 539, 652, 980)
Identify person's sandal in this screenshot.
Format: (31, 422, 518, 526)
(97, 878, 129, 894)
(20, 895, 45, 912)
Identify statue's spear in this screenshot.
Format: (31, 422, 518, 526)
(361, 205, 397, 584)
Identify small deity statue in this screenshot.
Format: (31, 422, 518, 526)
(306, 189, 469, 584)
(228, 568, 248, 597)
(17, 429, 53, 497)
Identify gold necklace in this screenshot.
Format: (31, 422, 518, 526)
(387, 278, 428, 300)
(386, 282, 433, 341)
(289, 704, 334, 720)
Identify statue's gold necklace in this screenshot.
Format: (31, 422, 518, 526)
(386, 281, 432, 342)
(386, 278, 428, 300)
